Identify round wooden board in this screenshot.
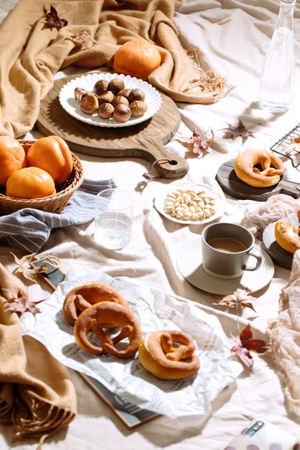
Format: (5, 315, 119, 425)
(262, 216, 298, 269)
(216, 159, 300, 201)
(36, 72, 188, 179)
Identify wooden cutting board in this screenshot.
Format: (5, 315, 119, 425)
(36, 73, 188, 179)
(216, 159, 300, 201)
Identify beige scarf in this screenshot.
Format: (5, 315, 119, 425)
(0, 263, 77, 446)
(0, 0, 232, 138)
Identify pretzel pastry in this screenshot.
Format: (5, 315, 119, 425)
(234, 148, 285, 188)
(63, 281, 129, 326)
(138, 330, 200, 380)
(275, 211, 300, 254)
(73, 301, 142, 357)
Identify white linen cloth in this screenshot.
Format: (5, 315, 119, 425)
(1, 0, 300, 449)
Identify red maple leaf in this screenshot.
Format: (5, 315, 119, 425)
(222, 119, 256, 141)
(43, 6, 68, 29)
(230, 324, 268, 371)
(4, 289, 45, 316)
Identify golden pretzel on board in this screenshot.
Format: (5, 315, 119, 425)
(275, 211, 300, 254)
(234, 148, 285, 188)
(73, 301, 142, 358)
(138, 330, 200, 380)
(63, 281, 129, 326)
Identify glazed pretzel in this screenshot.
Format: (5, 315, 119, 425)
(275, 211, 300, 254)
(234, 148, 285, 188)
(63, 281, 129, 326)
(73, 301, 142, 358)
(138, 330, 200, 380)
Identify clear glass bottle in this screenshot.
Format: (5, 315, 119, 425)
(258, 0, 295, 112)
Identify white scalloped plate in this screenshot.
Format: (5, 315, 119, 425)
(154, 182, 226, 225)
(59, 72, 162, 128)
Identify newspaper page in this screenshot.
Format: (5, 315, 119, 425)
(21, 264, 243, 427)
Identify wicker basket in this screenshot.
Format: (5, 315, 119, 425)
(0, 140, 84, 215)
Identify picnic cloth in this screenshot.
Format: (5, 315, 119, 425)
(0, 0, 232, 138)
(0, 178, 116, 253)
(0, 263, 77, 446)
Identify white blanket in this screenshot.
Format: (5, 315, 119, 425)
(1, 0, 300, 448)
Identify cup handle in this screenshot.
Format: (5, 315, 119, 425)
(243, 248, 262, 271)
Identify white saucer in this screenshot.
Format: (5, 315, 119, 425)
(177, 240, 274, 295)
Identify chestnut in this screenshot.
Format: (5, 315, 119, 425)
(80, 94, 99, 115)
(113, 104, 132, 123)
(117, 88, 131, 99)
(98, 91, 114, 105)
(129, 100, 148, 116)
(128, 88, 145, 103)
(108, 78, 125, 95)
(97, 103, 114, 119)
(94, 79, 109, 95)
(74, 87, 89, 102)
(111, 95, 129, 108)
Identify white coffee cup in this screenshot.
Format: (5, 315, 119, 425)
(201, 222, 262, 279)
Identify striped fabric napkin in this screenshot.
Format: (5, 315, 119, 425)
(0, 178, 116, 253)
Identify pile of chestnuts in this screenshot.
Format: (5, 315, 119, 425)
(74, 78, 148, 123)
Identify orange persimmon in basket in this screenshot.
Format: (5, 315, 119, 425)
(6, 167, 56, 199)
(0, 136, 27, 186)
(113, 39, 161, 80)
(26, 135, 73, 185)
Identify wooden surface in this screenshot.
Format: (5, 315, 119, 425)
(216, 159, 300, 201)
(36, 73, 188, 179)
(262, 216, 298, 269)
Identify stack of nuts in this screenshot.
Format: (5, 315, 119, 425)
(75, 77, 148, 123)
(0, 135, 73, 200)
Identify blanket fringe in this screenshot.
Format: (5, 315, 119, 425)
(10, 395, 75, 446)
(187, 49, 235, 99)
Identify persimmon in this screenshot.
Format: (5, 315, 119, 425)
(0, 136, 26, 186)
(113, 39, 161, 80)
(26, 135, 73, 185)
(6, 167, 56, 199)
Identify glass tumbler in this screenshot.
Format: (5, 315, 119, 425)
(94, 188, 133, 250)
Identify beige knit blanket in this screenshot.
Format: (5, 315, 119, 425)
(0, 0, 232, 138)
(0, 264, 77, 446)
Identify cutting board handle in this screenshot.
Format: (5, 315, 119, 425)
(138, 134, 188, 179)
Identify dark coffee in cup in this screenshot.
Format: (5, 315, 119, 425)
(208, 237, 247, 253)
(201, 223, 262, 278)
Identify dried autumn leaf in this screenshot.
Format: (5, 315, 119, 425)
(68, 30, 98, 49)
(230, 324, 268, 371)
(222, 118, 256, 141)
(230, 334, 254, 370)
(4, 289, 45, 316)
(175, 128, 214, 155)
(43, 6, 68, 29)
(213, 289, 257, 312)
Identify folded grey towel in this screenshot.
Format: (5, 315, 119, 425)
(0, 178, 116, 253)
